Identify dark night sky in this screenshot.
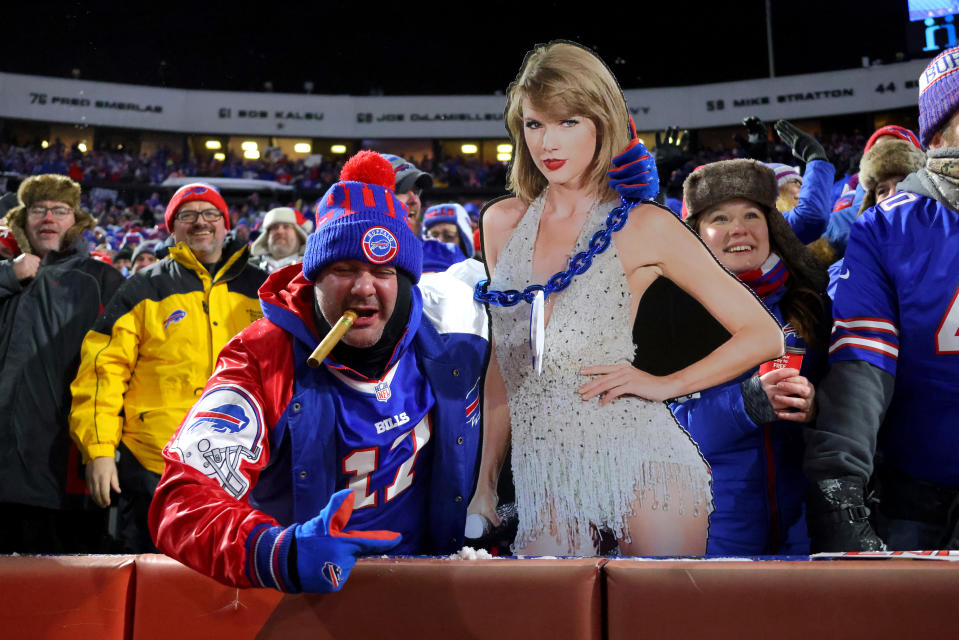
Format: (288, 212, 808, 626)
(2, 1, 913, 95)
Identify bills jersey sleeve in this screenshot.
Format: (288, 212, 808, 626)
(827, 192, 959, 485)
(148, 318, 296, 589)
(828, 196, 906, 375)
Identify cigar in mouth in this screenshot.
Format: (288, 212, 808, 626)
(307, 310, 358, 368)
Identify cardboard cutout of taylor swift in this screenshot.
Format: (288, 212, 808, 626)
(469, 41, 784, 555)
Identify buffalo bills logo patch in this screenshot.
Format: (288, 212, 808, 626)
(185, 185, 211, 196)
(323, 562, 343, 589)
(171, 386, 264, 499)
(189, 404, 250, 434)
(164, 309, 187, 330)
(361, 226, 398, 264)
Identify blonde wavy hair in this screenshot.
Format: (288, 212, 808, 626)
(505, 41, 630, 204)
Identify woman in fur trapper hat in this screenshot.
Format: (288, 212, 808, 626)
(674, 158, 830, 556)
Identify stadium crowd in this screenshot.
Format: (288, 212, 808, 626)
(0, 142, 508, 193)
(1, 44, 958, 595)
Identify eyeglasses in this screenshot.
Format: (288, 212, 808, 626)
(27, 205, 74, 219)
(175, 208, 224, 224)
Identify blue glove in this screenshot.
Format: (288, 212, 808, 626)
(607, 117, 659, 202)
(293, 489, 402, 593)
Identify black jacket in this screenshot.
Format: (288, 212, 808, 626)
(0, 235, 124, 509)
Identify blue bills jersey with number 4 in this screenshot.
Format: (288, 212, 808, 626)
(830, 190, 959, 485)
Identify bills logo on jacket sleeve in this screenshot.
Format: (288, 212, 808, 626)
(465, 378, 481, 428)
(170, 386, 265, 499)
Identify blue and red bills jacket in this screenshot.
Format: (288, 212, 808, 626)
(148, 264, 488, 589)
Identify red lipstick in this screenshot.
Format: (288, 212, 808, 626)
(543, 159, 566, 171)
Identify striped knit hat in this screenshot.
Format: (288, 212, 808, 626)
(918, 46, 959, 148)
(765, 163, 802, 189)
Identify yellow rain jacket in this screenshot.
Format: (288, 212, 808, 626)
(70, 239, 267, 474)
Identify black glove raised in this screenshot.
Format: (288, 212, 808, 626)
(743, 116, 767, 143)
(775, 119, 829, 164)
(806, 477, 887, 553)
(653, 126, 691, 178)
(734, 116, 770, 161)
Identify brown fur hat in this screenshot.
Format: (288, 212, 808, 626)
(5, 174, 95, 256)
(683, 158, 826, 293)
(683, 159, 779, 220)
(856, 139, 926, 216)
(859, 139, 925, 191)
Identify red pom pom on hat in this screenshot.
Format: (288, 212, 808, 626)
(339, 150, 396, 190)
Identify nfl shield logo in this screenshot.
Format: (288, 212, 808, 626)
(375, 381, 391, 402)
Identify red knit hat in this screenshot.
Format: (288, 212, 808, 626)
(163, 183, 230, 232)
(864, 125, 922, 152)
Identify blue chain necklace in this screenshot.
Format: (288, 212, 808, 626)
(474, 196, 638, 306)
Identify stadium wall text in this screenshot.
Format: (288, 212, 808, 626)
(0, 59, 927, 138)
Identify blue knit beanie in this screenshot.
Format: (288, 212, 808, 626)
(302, 151, 422, 282)
(919, 46, 959, 148)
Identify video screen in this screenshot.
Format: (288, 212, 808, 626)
(909, 0, 959, 21)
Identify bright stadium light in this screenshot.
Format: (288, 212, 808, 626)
(243, 149, 260, 160)
(497, 152, 511, 162)
(330, 144, 347, 154)
(241, 141, 258, 151)
(77, 142, 88, 153)
(497, 143, 513, 153)
(294, 143, 311, 153)
(461, 143, 478, 154)
(205, 140, 222, 150)
(41, 140, 49, 149)
(213, 152, 226, 161)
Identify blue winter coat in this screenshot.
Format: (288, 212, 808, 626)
(670, 288, 824, 555)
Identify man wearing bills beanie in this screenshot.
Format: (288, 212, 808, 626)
(805, 46, 959, 553)
(150, 151, 488, 594)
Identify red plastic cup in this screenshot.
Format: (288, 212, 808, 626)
(759, 348, 804, 376)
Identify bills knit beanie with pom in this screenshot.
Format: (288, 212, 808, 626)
(302, 151, 422, 282)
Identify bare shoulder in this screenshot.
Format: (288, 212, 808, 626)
(616, 202, 696, 264)
(623, 201, 687, 235)
(481, 196, 527, 233)
(481, 196, 529, 270)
